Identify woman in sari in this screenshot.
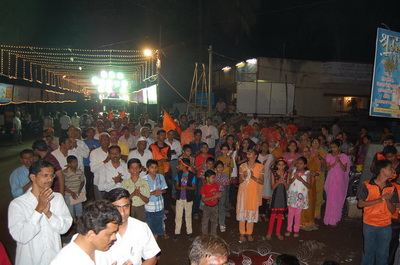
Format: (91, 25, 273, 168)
(310, 138, 327, 219)
(324, 139, 350, 226)
(236, 148, 264, 242)
(300, 146, 320, 230)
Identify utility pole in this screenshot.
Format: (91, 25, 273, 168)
(208, 45, 212, 117)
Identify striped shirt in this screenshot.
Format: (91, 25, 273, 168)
(63, 168, 85, 193)
(144, 174, 168, 212)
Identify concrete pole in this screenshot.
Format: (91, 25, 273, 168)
(208, 45, 212, 117)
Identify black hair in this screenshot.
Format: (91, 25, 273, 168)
(330, 139, 342, 148)
(220, 143, 230, 150)
(204, 170, 216, 179)
(215, 161, 224, 168)
(105, 188, 130, 202)
(167, 129, 175, 135)
(273, 254, 300, 265)
(146, 159, 158, 168)
(67, 155, 78, 164)
(383, 135, 396, 143)
(272, 157, 289, 171)
(188, 235, 229, 265)
(127, 158, 142, 168)
(29, 160, 55, 175)
(226, 134, 234, 140)
(194, 129, 202, 135)
(181, 158, 191, 168)
(108, 145, 121, 153)
(321, 125, 330, 132)
(188, 120, 196, 126)
(157, 129, 166, 135)
(383, 145, 398, 156)
(182, 144, 192, 151)
(375, 160, 392, 177)
(206, 157, 215, 164)
(201, 142, 209, 149)
(363, 135, 372, 141)
(20, 149, 34, 158)
(76, 201, 122, 235)
(180, 114, 188, 119)
(32, 139, 49, 152)
(121, 126, 129, 131)
(286, 140, 299, 153)
(297, 156, 308, 170)
(59, 136, 69, 146)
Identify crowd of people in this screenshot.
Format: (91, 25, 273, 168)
(6, 109, 400, 264)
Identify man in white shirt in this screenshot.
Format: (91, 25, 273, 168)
(13, 111, 22, 145)
(43, 112, 54, 131)
(98, 188, 160, 265)
(165, 129, 182, 198)
(71, 112, 80, 128)
(119, 126, 137, 150)
(143, 113, 155, 128)
(201, 117, 219, 156)
(67, 125, 90, 170)
(50, 201, 122, 265)
(90, 132, 111, 200)
(98, 145, 129, 192)
(59, 111, 71, 137)
(51, 136, 73, 170)
(8, 160, 72, 265)
(248, 113, 259, 126)
(128, 137, 153, 178)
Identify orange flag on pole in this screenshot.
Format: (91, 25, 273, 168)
(163, 110, 182, 135)
(119, 110, 126, 118)
(108, 110, 115, 120)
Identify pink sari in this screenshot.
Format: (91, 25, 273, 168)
(323, 153, 350, 226)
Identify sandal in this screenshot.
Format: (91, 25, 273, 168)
(163, 232, 170, 239)
(247, 234, 254, 242)
(239, 234, 247, 243)
(276, 234, 284, 240)
(284, 231, 291, 237)
(265, 234, 272, 240)
(294, 233, 300, 238)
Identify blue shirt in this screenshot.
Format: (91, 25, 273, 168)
(9, 165, 30, 198)
(83, 139, 100, 166)
(145, 174, 168, 212)
(174, 173, 196, 200)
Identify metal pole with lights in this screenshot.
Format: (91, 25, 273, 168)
(143, 49, 161, 115)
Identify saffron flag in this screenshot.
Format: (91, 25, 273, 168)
(163, 110, 182, 135)
(119, 110, 126, 118)
(108, 110, 115, 120)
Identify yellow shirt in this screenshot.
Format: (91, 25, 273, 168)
(217, 156, 234, 178)
(121, 177, 150, 207)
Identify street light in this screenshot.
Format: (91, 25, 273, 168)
(144, 49, 153, 57)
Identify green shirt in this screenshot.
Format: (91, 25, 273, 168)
(121, 177, 150, 207)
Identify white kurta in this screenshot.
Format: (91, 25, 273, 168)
(200, 125, 219, 148)
(96, 217, 160, 265)
(8, 190, 73, 265)
(90, 147, 108, 186)
(98, 161, 129, 192)
(50, 240, 95, 265)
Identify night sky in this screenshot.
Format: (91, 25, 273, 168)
(1, 0, 400, 105)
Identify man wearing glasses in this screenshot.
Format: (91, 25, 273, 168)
(8, 160, 72, 265)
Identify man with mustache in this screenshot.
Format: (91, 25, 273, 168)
(8, 160, 73, 265)
(9, 149, 35, 198)
(50, 201, 122, 265)
(97, 188, 160, 265)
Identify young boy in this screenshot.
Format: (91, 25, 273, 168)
(188, 235, 229, 265)
(201, 170, 222, 235)
(174, 158, 197, 241)
(121, 158, 150, 222)
(194, 143, 213, 219)
(357, 160, 399, 264)
(63, 155, 85, 221)
(144, 159, 168, 239)
(181, 144, 195, 173)
(214, 161, 230, 232)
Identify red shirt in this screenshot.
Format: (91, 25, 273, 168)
(195, 154, 213, 178)
(201, 183, 219, 206)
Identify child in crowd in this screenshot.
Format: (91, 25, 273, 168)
(283, 140, 301, 171)
(257, 141, 274, 221)
(194, 144, 213, 219)
(181, 144, 195, 172)
(201, 170, 222, 235)
(286, 157, 311, 238)
(174, 158, 196, 241)
(144, 159, 168, 240)
(217, 143, 234, 219)
(121, 158, 150, 222)
(63, 155, 85, 221)
(214, 161, 230, 232)
(266, 158, 289, 240)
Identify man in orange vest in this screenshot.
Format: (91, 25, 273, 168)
(370, 135, 396, 173)
(149, 129, 171, 175)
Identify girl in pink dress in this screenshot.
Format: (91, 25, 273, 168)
(282, 140, 301, 172)
(323, 139, 350, 226)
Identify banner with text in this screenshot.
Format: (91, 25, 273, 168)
(370, 28, 400, 118)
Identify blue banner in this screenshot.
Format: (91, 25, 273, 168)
(370, 28, 400, 118)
